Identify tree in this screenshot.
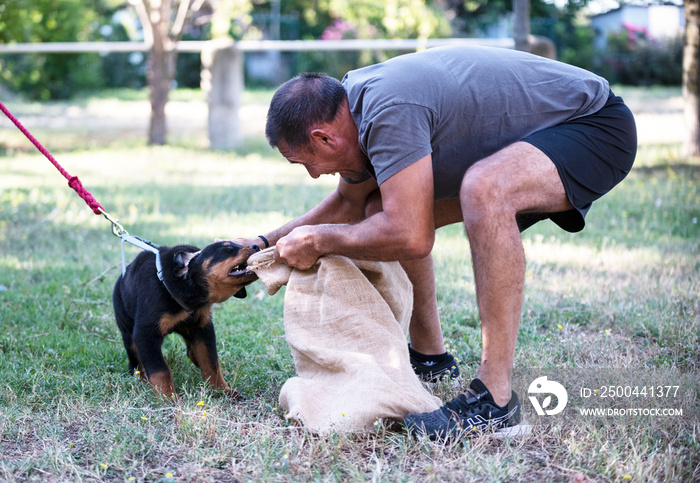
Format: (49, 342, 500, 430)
(684, 0, 700, 158)
(130, 0, 249, 145)
(0, 0, 102, 100)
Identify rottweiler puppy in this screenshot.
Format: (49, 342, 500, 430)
(113, 241, 259, 399)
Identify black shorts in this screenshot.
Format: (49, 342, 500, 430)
(519, 91, 637, 233)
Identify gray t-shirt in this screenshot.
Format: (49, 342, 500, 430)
(342, 45, 610, 200)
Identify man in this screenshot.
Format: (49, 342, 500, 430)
(234, 45, 637, 439)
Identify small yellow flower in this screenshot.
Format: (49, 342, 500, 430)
(166, 473, 173, 478)
(128, 478, 135, 482)
(203, 411, 207, 416)
(141, 416, 148, 421)
(196, 400, 205, 406)
(604, 329, 611, 335)
(623, 475, 632, 480)
(341, 412, 347, 416)
(557, 324, 563, 330)
(100, 463, 108, 470)
(283, 453, 289, 459)
(135, 370, 140, 375)
(202, 416, 207, 421)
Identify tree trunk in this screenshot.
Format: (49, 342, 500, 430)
(148, 45, 169, 146)
(146, 2, 178, 146)
(147, 48, 177, 146)
(684, 0, 700, 158)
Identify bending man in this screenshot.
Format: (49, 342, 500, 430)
(235, 45, 637, 438)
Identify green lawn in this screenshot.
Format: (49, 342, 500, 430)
(0, 87, 698, 482)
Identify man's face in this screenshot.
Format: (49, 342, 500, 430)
(277, 141, 366, 182)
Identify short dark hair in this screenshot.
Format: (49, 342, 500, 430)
(265, 73, 346, 151)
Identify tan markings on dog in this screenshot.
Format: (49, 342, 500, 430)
(196, 306, 213, 328)
(158, 310, 190, 336)
(148, 370, 177, 398)
(189, 339, 230, 391)
(206, 257, 245, 303)
(185, 339, 200, 367)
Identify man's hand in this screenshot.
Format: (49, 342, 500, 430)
(274, 226, 322, 270)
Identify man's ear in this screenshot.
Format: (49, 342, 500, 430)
(310, 128, 336, 149)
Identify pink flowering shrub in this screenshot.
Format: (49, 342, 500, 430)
(599, 24, 681, 86)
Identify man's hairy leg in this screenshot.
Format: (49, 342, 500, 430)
(403, 255, 445, 355)
(460, 142, 573, 406)
(364, 192, 454, 355)
(463, 204, 525, 407)
(406, 198, 467, 354)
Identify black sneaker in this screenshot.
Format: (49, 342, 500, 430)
(404, 378, 527, 440)
(409, 345, 460, 383)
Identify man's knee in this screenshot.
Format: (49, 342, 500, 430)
(460, 163, 512, 228)
(460, 142, 573, 230)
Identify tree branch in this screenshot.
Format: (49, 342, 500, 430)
(130, 0, 154, 46)
(171, 0, 192, 39)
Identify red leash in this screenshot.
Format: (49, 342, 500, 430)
(0, 100, 175, 275)
(0, 99, 104, 215)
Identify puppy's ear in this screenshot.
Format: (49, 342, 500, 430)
(233, 287, 247, 299)
(174, 251, 189, 279)
(173, 250, 200, 279)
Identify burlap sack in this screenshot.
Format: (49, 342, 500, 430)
(247, 248, 441, 432)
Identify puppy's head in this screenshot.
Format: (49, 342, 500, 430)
(175, 241, 259, 303)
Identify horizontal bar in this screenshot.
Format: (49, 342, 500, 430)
(0, 37, 514, 54)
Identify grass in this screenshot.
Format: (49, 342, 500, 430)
(0, 86, 698, 482)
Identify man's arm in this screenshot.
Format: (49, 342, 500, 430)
(230, 175, 380, 249)
(274, 154, 435, 269)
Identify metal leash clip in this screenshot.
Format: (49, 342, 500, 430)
(98, 207, 161, 275)
(99, 207, 128, 238)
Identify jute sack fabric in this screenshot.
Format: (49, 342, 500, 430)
(247, 248, 441, 432)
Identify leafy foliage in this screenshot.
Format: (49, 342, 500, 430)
(598, 25, 683, 86)
(530, 0, 597, 71)
(0, 0, 107, 99)
(252, 0, 452, 80)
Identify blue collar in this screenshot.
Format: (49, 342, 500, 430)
(121, 234, 195, 314)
